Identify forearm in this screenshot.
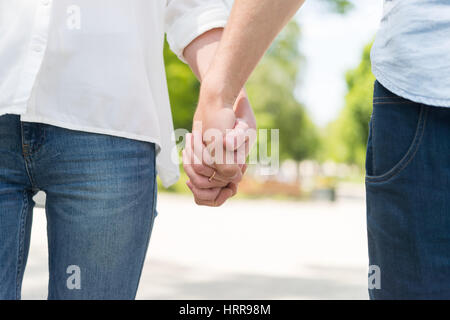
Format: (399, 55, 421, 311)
(183, 28, 224, 82)
(183, 27, 248, 114)
(201, 0, 305, 106)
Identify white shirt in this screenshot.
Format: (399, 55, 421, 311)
(0, 0, 230, 187)
(371, 0, 450, 107)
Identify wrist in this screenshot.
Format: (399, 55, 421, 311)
(199, 74, 237, 110)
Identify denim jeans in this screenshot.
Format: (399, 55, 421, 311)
(0, 115, 157, 300)
(366, 81, 450, 299)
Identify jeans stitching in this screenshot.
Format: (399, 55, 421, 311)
(15, 190, 29, 299)
(45, 195, 55, 299)
(132, 145, 157, 298)
(23, 158, 38, 190)
(32, 124, 46, 154)
(371, 116, 376, 175)
(20, 123, 38, 188)
(366, 106, 428, 183)
(25, 124, 47, 155)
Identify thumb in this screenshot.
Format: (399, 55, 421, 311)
(224, 119, 250, 152)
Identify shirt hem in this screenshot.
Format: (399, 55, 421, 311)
(372, 64, 450, 108)
(158, 169, 181, 188)
(0, 105, 28, 115)
(19, 113, 161, 145)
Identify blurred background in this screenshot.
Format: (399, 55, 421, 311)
(23, 0, 383, 299)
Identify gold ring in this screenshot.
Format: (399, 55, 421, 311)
(208, 170, 216, 182)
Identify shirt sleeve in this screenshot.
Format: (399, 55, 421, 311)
(165, 0, 231, 63)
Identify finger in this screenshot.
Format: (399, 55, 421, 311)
(233, 125, 257, 165)
(188, 130, 244, 184)
(225, 119, 250, 151)
(188, 140, 215, 178)
(234, 140, 249, 165)
(183, 133, 194, 164)
(215, 164, 243, 183)
(183, 152, 228, 188)
(186, 181, 221, 201)
(228, 182, 238, 197)
(184, 146, 241, 185)
(213, 183, 238, 207)
(183, 133, 215, 178)
(189, 183, 238, 207)
(188, 130, 216, 170)
(192, 198, 215, 207)
(192, 162, 215, 178)
(191, 130, 205, 166)
(189, 145, 243, 184)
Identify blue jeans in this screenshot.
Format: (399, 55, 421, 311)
(366, 81, 450, 299)
(0, 115, 157, 300)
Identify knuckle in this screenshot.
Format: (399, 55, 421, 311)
(191, 175, 201, 187)
(199, 179, 210, 189)
(192, 163, 205, 174)
(233, 173, 243, 183)
(217, 167, 237, 179)
(197, 192, 211, 201)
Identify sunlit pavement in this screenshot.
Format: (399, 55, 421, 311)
(22, 188, 369, 300)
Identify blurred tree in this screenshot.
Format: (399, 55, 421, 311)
(323, 42, 375, 168)
(246, 21, 319, 165)
(321, 0, 354, 14)
(164, 41, 199, 131)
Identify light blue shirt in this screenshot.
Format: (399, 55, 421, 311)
(371, 0, 450, 107)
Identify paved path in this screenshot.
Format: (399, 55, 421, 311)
(22, 193, 369, 299)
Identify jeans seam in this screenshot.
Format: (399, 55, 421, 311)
(366, 105, 428, 183)
(45, 196, 55, 299)
(15, 190, 29, 299)
(20, 123, 38, 188)
(32, 124, 46, 154)
(23, 158, 38, 190)
(371, 116, 376, 175)
(132, 146, 157, 298)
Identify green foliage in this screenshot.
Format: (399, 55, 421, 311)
(321, 0, 354, 14)
(164, 40, 199, 131)
(323, 42, 375, 167)
(246, 21, 319, 162)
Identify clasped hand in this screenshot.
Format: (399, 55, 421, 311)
(183, 90, 256, 206)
